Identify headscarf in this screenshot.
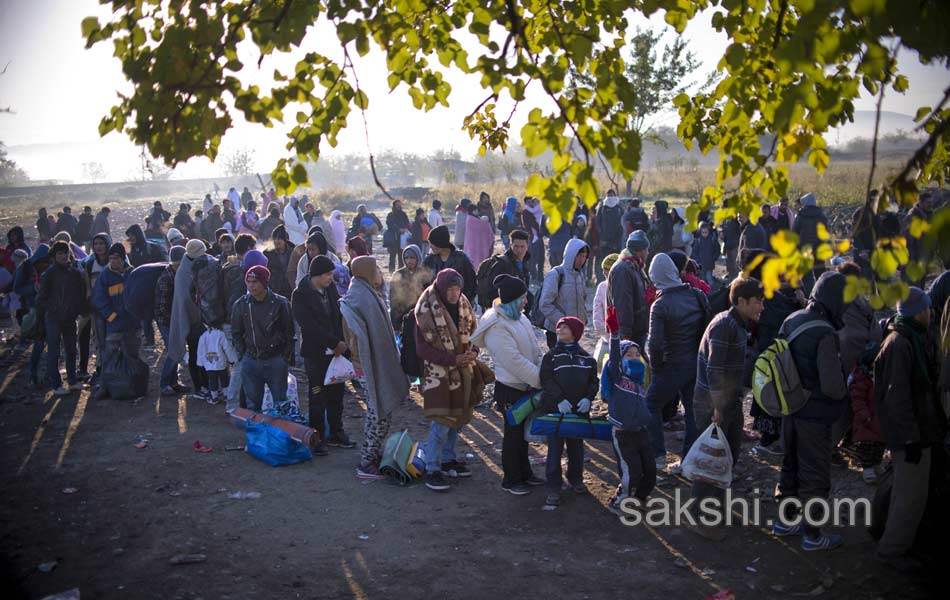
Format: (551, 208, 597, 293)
(330, 210, 347, 251)
(503, 196, 517, 220)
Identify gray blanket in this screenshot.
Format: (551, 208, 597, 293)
(167, 255, 200, 363)
(340, 278, 408, 416)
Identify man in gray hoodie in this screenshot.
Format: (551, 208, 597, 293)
(538, 237, 588, 349)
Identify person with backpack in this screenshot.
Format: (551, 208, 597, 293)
(597, 190, 626, 282)
(471, 274, 544, 495)
(874, 288, 941, 566)
(80, 232, 112, 385)
(793, 193, 830, 293)
(848, 343, 884, 484)
(415, 269, 486, 491)
(602, 306, 655, 514)
(720, 217, 741, 281)
(737, 212, 768, 271)
(90, 243, 140, 399)
(539, 316, 599, 507)
(384, 200, 412, 273)
(476, 229, 531, 310)
(423, 225, 477, 302)
(689, 277, 764, 541)
(622, 197, 650, 236)
(771, 271, 850, 551)
(644, 253, 710, 471)
(497, 197, 518, 251)
(36, 241, 86, 395)
(55, 206, 79, 239)
(538, 238, 588, 349)
(692, 222, 720, 288)
(607, 231, 651, 348)
(350, 204, 383, 253)
(293, 255, 356, 455)
(155, 246, 188, 396)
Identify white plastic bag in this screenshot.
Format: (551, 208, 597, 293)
(681, 423, 733, 489)
(262, 373, 298, 412)
(324, 355, 357, 385)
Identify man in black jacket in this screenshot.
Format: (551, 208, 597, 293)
(423, 225, 477, 302)
(37, 241, 86, 395)
(720, 217, 741, 280)
(75, 206, 94, 248)
(231, 265, 295, 412)
(55, 206, 78, 239)
(607, 230, 651, 347)
(292, 255, 355, 455)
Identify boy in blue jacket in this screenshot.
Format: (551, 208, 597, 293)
(539, 316, 599, 508)
(602, 306, 655, 514)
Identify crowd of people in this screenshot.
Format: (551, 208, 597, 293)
(0, 185, 946, 572)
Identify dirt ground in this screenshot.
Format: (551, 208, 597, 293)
(0, 196, 937, 599)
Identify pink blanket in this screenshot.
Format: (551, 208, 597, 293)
(464, 216, 494, 268)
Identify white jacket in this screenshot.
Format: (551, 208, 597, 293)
(295, 250, 341, 286)
(428, 209, 444, 229)
(197, 328, 238, 371)
(592, 280, 608, 341)
(283, 202, 309, 245)
(470, 307, 542, 391)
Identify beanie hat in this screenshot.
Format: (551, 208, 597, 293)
(800, 193, 817, 207)
(626, 230, 650, 253)
(272, 224, 289, 241)
(493, 274, 527, 304)
(427, 224, 451, 249)
(309, 255, 335, 277)
(245, 265, 270, 287)
(185, 238, 206, 259)
(898, 287, 931, 317)
(50, 240, 70, 257)
(242, 249, 269, 271)
(601, 253, 620, 273)
(556, 316, 585, 343)
(669, 249, 688, 273)
(108, 242, 126, 259)
(166, 228, 184, 244)
(169, 246, 186, 264)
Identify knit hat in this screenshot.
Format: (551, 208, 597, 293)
(108, 242, 126, 259)
(185, 238, 206, 259)
(800, 193, 817, 207)
(493, 274, 527, 304)
(272, 224, 289, 241)
(242, 249, 269, 271)
(427, 224, 451, 249)
(669, 249, 688, 273)
(166, 228, 184, 244)
(556, 316, 585, 343)
(169, 246, 186, 264)
(50, 240, 70, 257)
(626, 230, 650, 253)
(601, 253, 620, 273)
(898, 286, 931, 317)
(309, 255, 335, 277)
(245, 265, 270, 287)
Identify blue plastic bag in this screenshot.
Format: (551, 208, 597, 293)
(245, 419, 313, 466)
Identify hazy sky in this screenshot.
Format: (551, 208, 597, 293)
(1, 0, 948, 182)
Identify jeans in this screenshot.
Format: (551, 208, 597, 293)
(425, 421, 460, 473)
(240, 355, 288, 412)
(304, 355, 345, 437)
(157, 325, 180, 388)
(646, 367, 697, 459)
(776, 416, 833, 537)
(545, 434, 584, 493)
(530, 240, 545, 282)
(45, 315, 77, 389)
(224, 324, 243, 412)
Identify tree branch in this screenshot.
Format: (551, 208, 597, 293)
(342, 43, 394, 201)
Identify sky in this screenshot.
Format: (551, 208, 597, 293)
(1, 0, 948, 182)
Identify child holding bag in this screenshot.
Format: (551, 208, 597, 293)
(601, 306, 655, 514)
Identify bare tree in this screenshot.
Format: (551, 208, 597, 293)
(222, 147, 256, 177)
(82, 161, 107, 183)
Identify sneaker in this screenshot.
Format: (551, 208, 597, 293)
(524, 475, 545, 486)
(655, 456, 667, 471)
(501, 482, 531, 496)
(545, 493, 560, 506)
(52, 386, 71, 396)
(753, 442, 784, 456)
(771, 521, 804, 537)
(356, 464, 385, 480)
(441, 461, 472, 478)
(206, 393, 221, 405)
(862, 467, 878, 484)
(190, 389, 211, 402)
(801, 532, 843, 552)
(570, 481, 588, 494)
(425, 471, 451, 491)
(161, 385, 178, 396)
(171, 383, 191, 393)
(327, 434, 356, 449)
(314, 443, 329, 457)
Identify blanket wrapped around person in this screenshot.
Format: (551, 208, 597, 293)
(415, 269, 493, 429)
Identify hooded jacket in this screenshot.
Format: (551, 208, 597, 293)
(6, 226, 30, 256)
(389, 245, 430, 330)
(720, 218, 741, 251)
(793, 200, 829, 249)
(691, 228, 721, 272)
(125, 224, 167, 267)
(75, 212, 94, 243)
(479, 247, 532, 308)
(646, 253, 709, 370)
(283, 200, 308, 245)
(14, 244, 50, 309)
(538, 238, 588, 332)
(55, 211, 78, 238)
(597, 203, 626, 254)
(607, 251, 649, 346)
(422, 243, 477, 302)
(92, 263, 135, 333)
(778, 271, 850, 424)
(603, 334, 652, 430)
(470, 306, 542, 391)
(738, 220, 768, 255)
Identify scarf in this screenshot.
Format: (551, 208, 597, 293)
(340, 278, 408, 416)
(893, 315, 932, 386)
(414, 283, 487, 428)
(497, 297, 523, 321)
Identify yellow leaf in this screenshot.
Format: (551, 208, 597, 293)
(759, 257, 786, 299)
(770, 230, 799, 258)
(836, 240, 851, 254)
(909, 217, 930, 239)
(815, 243, 833, 261)
(816, 222, 830, 241)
